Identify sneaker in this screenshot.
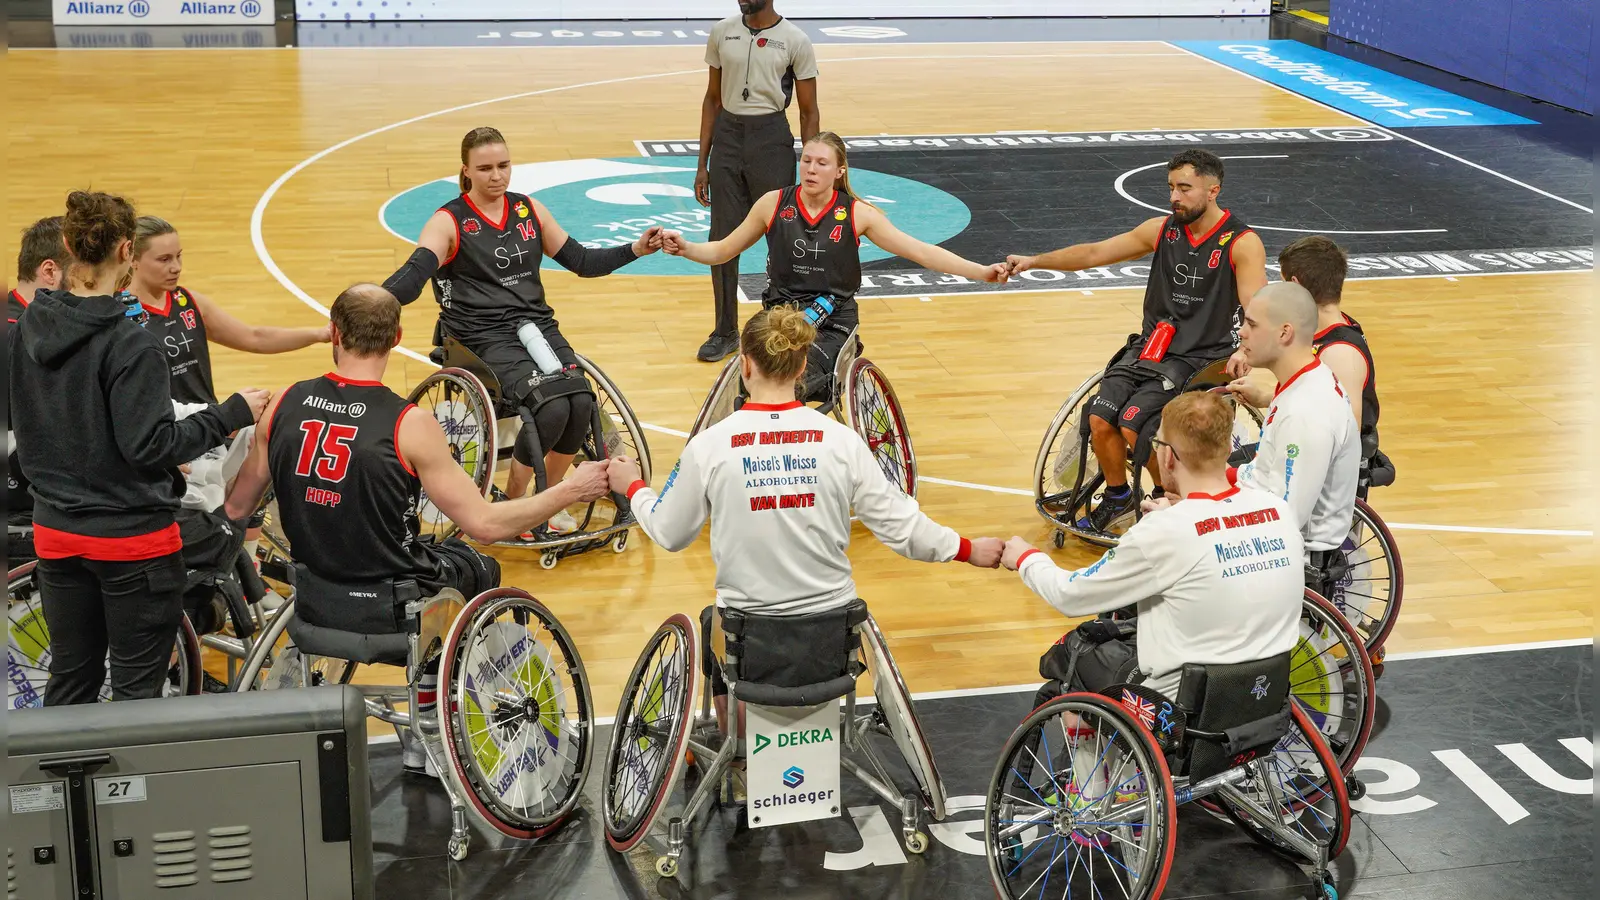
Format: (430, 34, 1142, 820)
(202, 671, 230, 694)
(697, 333, 738, 363)
(258, 588, 285, 612)
(402, 739, 440, 779)
(547, 510, 578, 534)
(1077, 487, 1138, 533)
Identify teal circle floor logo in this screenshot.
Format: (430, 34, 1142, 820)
(380, 158, 970, 277)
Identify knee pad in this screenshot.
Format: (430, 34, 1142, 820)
(552, 393, 595, 456)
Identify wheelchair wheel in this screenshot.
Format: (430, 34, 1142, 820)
(985, 692, 1178, 900)
(1217, 701, 1352, 861)
(407, 368, 498, 541)
(603, 613, 699, 852)
(227, 600, 357, 692)
(8, 561, 201, 707)
(438, 588, 595, 839)
(1033, 370, 1104, 511)
(860, 615, 946, 820)
(689, 355, 743, 437)
(257, 490, 292, 559)
(1294, 589, 1376, 774)
(849, 359, 918, 497)
(1329, 498, 1403, 654)
(576, 354, 652, 483)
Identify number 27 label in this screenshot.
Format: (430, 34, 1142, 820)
(93, 775, 148, 806)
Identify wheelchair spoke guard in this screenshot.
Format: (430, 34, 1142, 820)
(603, 613, 699, 852)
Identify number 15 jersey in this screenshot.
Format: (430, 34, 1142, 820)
(267, 373, 434, 584)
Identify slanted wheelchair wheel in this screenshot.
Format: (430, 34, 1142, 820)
(1329, 499, 1403, 654)
(690, 355, 743, 437)
(603, 613, 699, 852)
(849, 359, 918, 497)
(1218, 701, 1352, 861)
(985, 691, 1178, 900)
(7, 561, 201, 708)
(438, 588, 595, 839)
(575, 354, 652, 483)
(860, 615, 946, 820)
(407, 368, 498, 541)
(1033, 370, 1105, 520)
(1294, 589, 1376, 774)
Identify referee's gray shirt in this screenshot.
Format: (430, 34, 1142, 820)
(705, 15, 818, 116)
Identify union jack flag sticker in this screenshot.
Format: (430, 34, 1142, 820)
(1121, 689, 1156, 731)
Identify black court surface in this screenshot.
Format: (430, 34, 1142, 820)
(369, 644, 1592, 899)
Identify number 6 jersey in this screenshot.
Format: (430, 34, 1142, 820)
(267, 373, 434, 584)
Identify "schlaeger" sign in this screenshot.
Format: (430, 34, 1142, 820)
(54, 0, 271, 25)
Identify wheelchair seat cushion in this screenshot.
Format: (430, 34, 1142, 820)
(287, 614, 410, 666)
(1177, 651, 1293, 782)
(722, 599, 869, 707)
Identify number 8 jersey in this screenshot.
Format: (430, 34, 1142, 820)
(267, 373, 434, 584)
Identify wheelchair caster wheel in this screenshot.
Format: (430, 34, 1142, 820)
(903, 831, 929, 854)
(1306, 872, 1336, 900)
(655, 856, 679, 878)
(447, 836, 469, 861)
(1346, 774, 1366, 801)
(1052, 530, 1066, 549)
(613, 531, 628, 553)
(540, 551, 559, 570)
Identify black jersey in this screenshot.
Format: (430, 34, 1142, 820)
(145, 287, 216, 404)
(432, 192, 553, 337)
(1314, 313, 1380, 436)
(761, 187, 861, 328)
(7, 289, 29, 323)
(267, 374, 436, 585)
(1136, 210, 1254, 375)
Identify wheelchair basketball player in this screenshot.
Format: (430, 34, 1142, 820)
(664, 131, 1009, 403)
(1007, 149, 1268, 535)
(380, 126, 661, 537)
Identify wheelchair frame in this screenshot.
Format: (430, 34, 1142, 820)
(230, 582, 594, 861)
(414, 336, 653, 569)
(690, 325, 919, 497)
(600, 611, 946, 879)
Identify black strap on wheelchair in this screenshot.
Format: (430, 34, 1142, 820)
(508, 367, 593, 413)
(292, 562, 421, 636)
(1183, 702, 1292, 756)
(1055, 617, 1140, 693)
(721, 600, 869, 707)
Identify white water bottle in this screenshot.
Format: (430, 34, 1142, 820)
(516, 321, 563, 375)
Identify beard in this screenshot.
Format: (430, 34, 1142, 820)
(1171, 203, 1205, 226)
(738, 0, 768, 13)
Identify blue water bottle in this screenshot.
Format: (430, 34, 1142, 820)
(804, 295, 834, 325)
(116, 290, 149, 328)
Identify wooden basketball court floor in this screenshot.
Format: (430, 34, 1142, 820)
(7, 41, 1594, 715)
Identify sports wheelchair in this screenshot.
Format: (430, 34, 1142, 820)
(600, 603, 947, 879)
(230, 562, 594, 860)
(985, 650, 1351, 900)
(692, 324, 918, 496)
(1034, 356, 1264, 549)
(399, 331, 653, 569)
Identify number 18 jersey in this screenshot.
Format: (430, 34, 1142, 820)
(267, 373, 433, 583)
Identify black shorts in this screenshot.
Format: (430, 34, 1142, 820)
(1087, 364, 1179, 436)
(463, 324, 578, 408)
(424, 536, 502, 599)
(800, 322, 856, 403)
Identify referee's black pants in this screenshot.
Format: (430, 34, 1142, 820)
(37, 551, 187, 705)
(709, 110, 797, 339)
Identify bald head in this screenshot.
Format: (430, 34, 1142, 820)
(330, 283, 401, 357)
(1253, 281, 1318, 346)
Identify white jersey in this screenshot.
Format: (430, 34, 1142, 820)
(627, 401, 966, 616)
(1236, 360, 1360, 553)
(1016, 486, 1303, 699)
(174, 401, 252, 513)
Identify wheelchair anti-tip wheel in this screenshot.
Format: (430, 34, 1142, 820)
(985, 691, 1179, 900)
(1327, 498, 1403, 655)
(848, 359, 918, 497)
(408, 367, 499, 541)
(7, 561, 202, 707)
(1217, 700, 1352, 861)
(1294, 589, 1376, 774)
(437, 588, 595, 839)
(602, 613, 699, 852)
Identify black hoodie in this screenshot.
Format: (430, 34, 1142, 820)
(9, 289, 255, 540)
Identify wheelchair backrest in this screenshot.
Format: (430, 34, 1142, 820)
(291, 562, 421, 637)
(1176, 651, 1293, 782)
(830, 326, 863, 394)
(722, 599, 869, 707)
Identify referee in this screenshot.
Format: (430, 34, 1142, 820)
(695, 0, 820, 362)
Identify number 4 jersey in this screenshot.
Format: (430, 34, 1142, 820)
(267, 373, 434, 584)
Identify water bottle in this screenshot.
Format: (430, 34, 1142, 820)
(516, 322, 563, 375)
(116, 290, 149, 328)
(803, 295, 835, 325)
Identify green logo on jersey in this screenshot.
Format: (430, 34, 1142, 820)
(1286, 444, 1300, 459)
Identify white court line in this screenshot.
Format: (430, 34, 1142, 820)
(1386, 522, 1593, 538)
(1163, 41, 1595, 215)
(254, 61, 1592, 543)
(366, 637, 1592, 741)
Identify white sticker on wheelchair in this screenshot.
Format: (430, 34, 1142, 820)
(7, 599, 51, 709)
(1050, 437, 1083, 490)
(460, 622, 573, 807)
(422, 399, 488, 525)
(746, 702, 842, 828)
(1231, 403, 1262, 451)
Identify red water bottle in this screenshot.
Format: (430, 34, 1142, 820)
(1139, 320, 1175, 362)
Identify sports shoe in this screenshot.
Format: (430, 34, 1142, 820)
(402, 739, 440, 779)
(547, 510, 578, 534)
(202, 671, 230, 694)
(1077, 487, 1138, 533)
(697, 333, 738, 363)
